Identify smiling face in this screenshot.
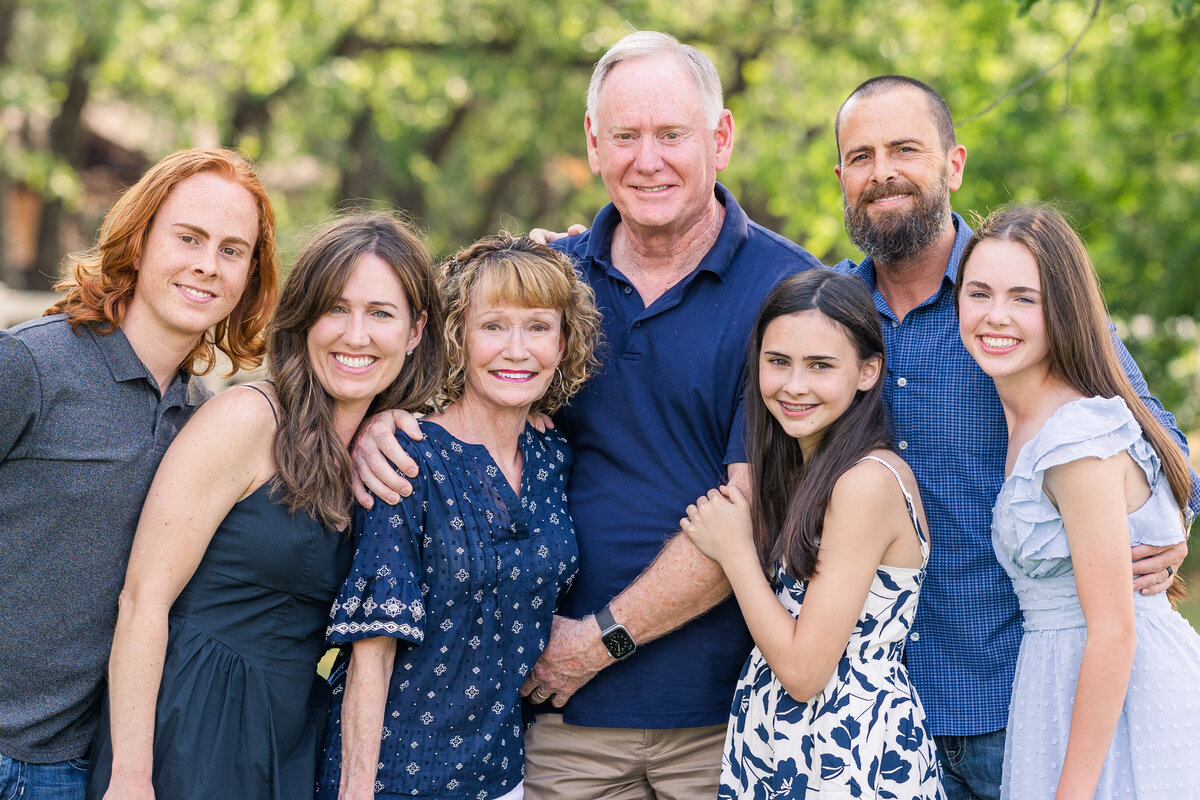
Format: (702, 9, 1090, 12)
(124, 172, 260, 347)
(758, 309, 881, 458)
(461, 286, 565, 417)
(306, 252, 426, 418)
(835, 86, 965, 264)
(957, 238, 1051, 384)
(585, 53, 733, 241)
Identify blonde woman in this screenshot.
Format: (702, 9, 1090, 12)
(317, 235, 601, 800)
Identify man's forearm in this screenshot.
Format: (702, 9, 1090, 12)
(604, 530, 732, 646)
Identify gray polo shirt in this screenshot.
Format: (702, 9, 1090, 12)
(0, 314, 208, 762)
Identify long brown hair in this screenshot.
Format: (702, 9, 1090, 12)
(958, 205, 1192, 600)
(746, 269, 891, 580)
(267, 213, 444, 530)
(48, 147, 278, 375)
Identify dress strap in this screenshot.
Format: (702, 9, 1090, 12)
(855, 454, 927, 556)
(242, 382, 279, 425)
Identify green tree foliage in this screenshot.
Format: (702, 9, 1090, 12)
(2, 0, 1197, 423)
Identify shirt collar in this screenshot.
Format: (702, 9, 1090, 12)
(89, 323, 200, 404)
(581, 182, 749, 281)
(846, 211, 973, 295)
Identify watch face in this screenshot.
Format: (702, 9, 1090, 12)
(603, 627, 636, 659)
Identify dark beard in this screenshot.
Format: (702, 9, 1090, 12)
(843, 174, 950, 265)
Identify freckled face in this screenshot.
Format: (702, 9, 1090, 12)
(586, 53, 733, 240)
(758, 309, 881, 457)
(125, 172, 260, 344)
(958, 238, 1050, 382)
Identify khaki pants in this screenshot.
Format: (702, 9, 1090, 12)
(523, 714, 725, 800)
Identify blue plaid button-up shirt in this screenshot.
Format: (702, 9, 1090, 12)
(838, 213, 1199, 736)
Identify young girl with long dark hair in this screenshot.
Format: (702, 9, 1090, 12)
(682, 269, 944, 799)
(956, 205, 1200, 798)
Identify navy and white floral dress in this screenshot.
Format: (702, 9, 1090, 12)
(317, 420, 578, 800)
(720, 456, 944, 799)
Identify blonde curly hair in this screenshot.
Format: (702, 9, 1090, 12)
(438, 234, 602, 414)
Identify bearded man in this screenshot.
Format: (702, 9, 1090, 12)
(832, 75, 1198, 800)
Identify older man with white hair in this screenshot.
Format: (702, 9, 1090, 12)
(514, 31, 823, 798)
(349, 30, 822, 798)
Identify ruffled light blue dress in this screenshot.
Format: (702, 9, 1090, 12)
(992, 396, 1200, 798)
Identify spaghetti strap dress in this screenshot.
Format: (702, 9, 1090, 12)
(88, 391, 352, 800)
(720, 455, 944, 799)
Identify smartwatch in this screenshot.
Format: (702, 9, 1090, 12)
(595, 605, 637, 660)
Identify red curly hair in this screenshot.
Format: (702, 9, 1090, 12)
(47, 148, 279, 375)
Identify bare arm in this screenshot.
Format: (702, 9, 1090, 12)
(1046, 456, 1138, 800)
(103, 389, 273, 799)
(338, 637, 398, 800)
(521, 463, 749, 705)
(683, 463, 903, 701)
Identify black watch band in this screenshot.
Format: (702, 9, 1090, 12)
(595, 605, 637, 660)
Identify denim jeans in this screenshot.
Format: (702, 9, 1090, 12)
(935, 729, 1005, 800)
(0, 752, 89, 800)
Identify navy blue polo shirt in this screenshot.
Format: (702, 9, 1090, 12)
(551, 184, 823, 728)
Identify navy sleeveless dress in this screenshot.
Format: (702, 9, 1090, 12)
(88, 482, 352, 800)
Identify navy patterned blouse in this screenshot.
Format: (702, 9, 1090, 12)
(317, 420, 578, 799)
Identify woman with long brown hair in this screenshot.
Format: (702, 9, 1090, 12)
(89, 213, 443, 800)
(956, 205, 1200, 798)
(681, 269, 944, 799)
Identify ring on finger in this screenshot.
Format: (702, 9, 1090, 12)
(1166, 565, 1175, 578)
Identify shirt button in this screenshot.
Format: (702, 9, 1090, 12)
(910, 632, 920, 641)
(896, 377, 907, 387)
(623, 285, 632, 294)
(633, 321, 641, 328)
(891, 319, 899, 328)
(898, 440, 908, 450)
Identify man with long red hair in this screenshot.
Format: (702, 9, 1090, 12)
(0, 148, 277, 800)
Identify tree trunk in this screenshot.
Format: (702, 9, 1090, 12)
(29, 40, 101, 290)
